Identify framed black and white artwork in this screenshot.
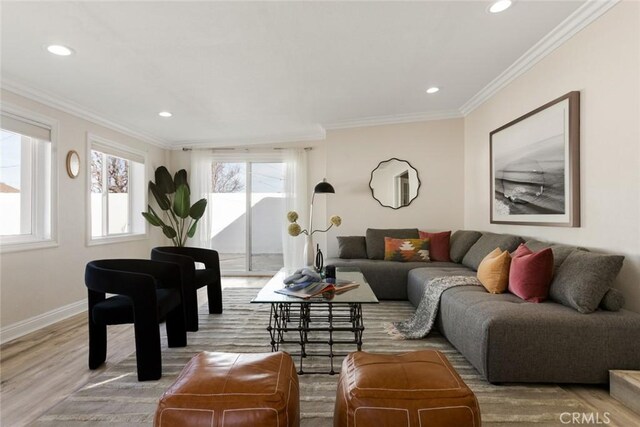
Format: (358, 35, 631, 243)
(490, 91, 580, 227)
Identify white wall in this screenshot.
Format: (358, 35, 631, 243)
(324, 119, 465, 257)
(463, 2, 640, 312)
(170, 121, 465, 261)
(0, 89, 170, 335)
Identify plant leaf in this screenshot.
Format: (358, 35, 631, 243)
(174, 170, 189, 192)
(187, 219, 199, 238)
(149, 182, 171, 210)
(142, 212, 162, 227)
(162, 225, 177, 239)
(148, 204, 162, 221)
(144, 205, 167, 227)
(155, 166, 175, 194)
(189, 198, 207, 220)
(173, 184, 190, 218)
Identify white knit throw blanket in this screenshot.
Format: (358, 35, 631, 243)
(385, 275, 481, 340)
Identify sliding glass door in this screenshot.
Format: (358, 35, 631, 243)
(211, 161, 285, 274)
(210, 162, 247, 272)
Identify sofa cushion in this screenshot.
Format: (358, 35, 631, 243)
(337, 236, 368, 259)
(328, 258, 460, 301)
(449, 230, 482, 263)
(477, 248, 511, 294)
(407, 267, 476, 307)
(437, 285, 640, 383)
(419, 230, 451, 262)
(461, 232, 523, 270)
(508, 244, 554, 303)
(550, 251, 625, 314)
(600, 288, 625, 311)
(365, 228, 419, 260)
(384, 237, 430, 262)
(524, 239, 582, 271)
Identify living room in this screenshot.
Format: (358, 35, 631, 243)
(1, 1, 639, 426)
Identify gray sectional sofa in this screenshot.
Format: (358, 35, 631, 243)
(328, 229, 640, 384)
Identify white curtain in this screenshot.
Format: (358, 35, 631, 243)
(282, 148, 308, 271)
(190, 148, 308, 271)
(190, 151, 214, 249)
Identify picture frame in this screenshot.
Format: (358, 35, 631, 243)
(490, 91, 580, 227)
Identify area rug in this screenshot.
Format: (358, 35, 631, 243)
(33, 288, 589, 426)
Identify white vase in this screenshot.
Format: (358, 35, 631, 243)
(303, 235, 314, 267)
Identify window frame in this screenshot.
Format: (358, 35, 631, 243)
(86, 133, 148, 246)
(0, 104, 58, 254)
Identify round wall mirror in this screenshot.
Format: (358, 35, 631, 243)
(66, 150, 80, 178)
(369, 158, 421, 209)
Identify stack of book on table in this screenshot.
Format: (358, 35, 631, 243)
(275, 279, 359, 299)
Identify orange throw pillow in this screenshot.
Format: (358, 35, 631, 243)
(477, 248, 511, 294)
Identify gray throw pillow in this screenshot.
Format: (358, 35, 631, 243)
(337, 236, 367, 259)
(449, 230, 482, 263)
(365, 228, 419, 260)
(600, 288, 625, 312)
(461, 232, 523, 270)
(550, 251, 624, 314)
(524, 239, 584, 271)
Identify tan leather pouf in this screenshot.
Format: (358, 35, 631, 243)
(155, 351, 299, 427)
(334, 350, 481, 427)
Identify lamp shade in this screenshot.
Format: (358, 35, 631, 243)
(314, 179, 335, 194)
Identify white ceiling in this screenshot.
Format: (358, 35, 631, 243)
(1, 1, 589, 148)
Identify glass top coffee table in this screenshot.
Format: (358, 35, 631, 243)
(252, 267, 379, 374)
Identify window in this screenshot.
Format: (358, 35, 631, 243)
(0, 109, 56, 251)
(88, 135, 146, 243)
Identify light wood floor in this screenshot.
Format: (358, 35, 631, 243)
(0, 277, 267, 427)
(1, 276, 639, 427)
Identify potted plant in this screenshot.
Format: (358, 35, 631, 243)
(142, 166, 207, 247)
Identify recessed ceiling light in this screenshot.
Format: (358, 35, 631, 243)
(158, 111, 173, 118)
(46, 45, 74, 56)
(426, 87, 440, 94)
(488, 0, 512, 13)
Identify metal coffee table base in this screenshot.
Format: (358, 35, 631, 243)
(266, 302, 364, 375)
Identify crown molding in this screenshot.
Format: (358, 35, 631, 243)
(1, 78, 172, 149)
(324, 109, 462, 130)
(460, 0, 620, 116)
(174, 125, 327, 149)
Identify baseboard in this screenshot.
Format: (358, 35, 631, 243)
(610, 370, 640, 415)
(0, 299, 87, 345)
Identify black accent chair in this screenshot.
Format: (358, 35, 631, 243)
(151, 247, 223, 332)
(85, 259, 187, 381)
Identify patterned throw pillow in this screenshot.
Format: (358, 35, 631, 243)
(384, 237, 430, 262)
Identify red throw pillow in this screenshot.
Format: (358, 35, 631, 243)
(508, 244, 554, 303)
(418, 230, 451, 262)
